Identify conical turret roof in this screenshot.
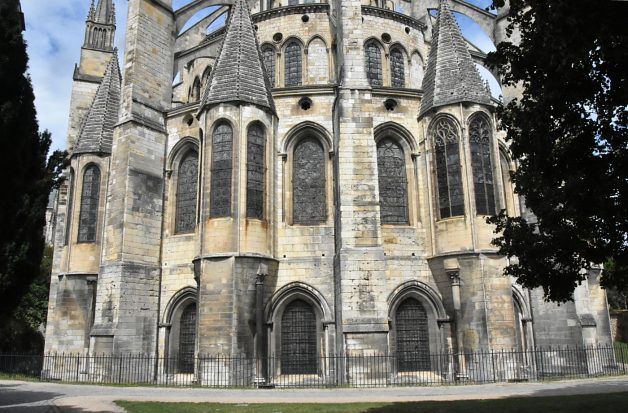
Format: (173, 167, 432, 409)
(419, 0, 492, 117)
(73, 53, 121, 155)
(199, 0, 275, 114)
(94, 0, 115, 25)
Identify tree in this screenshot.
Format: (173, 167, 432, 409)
(486, 0, 628, 302)
(0, 0, 66, 319)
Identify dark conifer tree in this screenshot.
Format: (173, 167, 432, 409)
(0, 0, 66, 319)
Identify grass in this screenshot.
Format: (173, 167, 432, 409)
(116, 391, 628, 413)
(616, 342, 628, 364)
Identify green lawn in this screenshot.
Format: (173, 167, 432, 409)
(116, 391, 628, 413)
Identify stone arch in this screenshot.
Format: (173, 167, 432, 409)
(374, 122, 418, 153)
(410, 51, 425, 89)
(306, 36, 329, 85)
(169, 141, 200, 234)
(260, 43, 277, 87)
(364, 37, 385, 87)
(425, 0, 498, 43)
(468, 112, 496, 216)
(174, 1, 233, 33)
(209, 119, 235, 218)
(388, 280, 450, 369)
(280, 121, 333, 154)
(265, 282, 332, 374)
(388, 43, 408, 88)
(163, 286, 198, 373)
(512, 285, 533, 352)
(77, 163, 102, 243)
(283, 37, 305, 87)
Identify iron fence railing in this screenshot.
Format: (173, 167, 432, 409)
(1, 344, 626, 388)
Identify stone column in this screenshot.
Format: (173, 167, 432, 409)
(445, 257, 466, 380)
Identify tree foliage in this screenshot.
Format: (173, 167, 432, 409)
(486, 0, 628, 302)
(0, 0, 66, 318)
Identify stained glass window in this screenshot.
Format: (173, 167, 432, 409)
(175, 151, 198, 233)
(247, 124, 265, 219)
(293, 138, 326, 225)
(433, 118, 464, 218)
(78, 165, 100, 243)
(178, 303, 197, 373)
(281, 300, 317, 374)
(365, 41, 382, 87)
(390, 47, 405, 87)
(377, 138, 408, 224)
(210, 123, 233, 217)
(469, 115, 496, 215)
(285, 41, 302, 86)
(396, 298, 430, 371)
(262, 46, 276, 87)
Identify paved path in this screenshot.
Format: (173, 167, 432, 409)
(0, 376, 627, 412)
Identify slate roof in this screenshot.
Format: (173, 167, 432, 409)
(418, 0, 492, 117)
(199, 0, 276, 115)
(73, 53, 121, 156)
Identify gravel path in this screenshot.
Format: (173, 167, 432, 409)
(0, 376, 627, 412)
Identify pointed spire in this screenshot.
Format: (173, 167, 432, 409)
(199, 0, 276, 114)
(419, 0, 492, 117)
(73, 52, 121, 155)
(88, 0, 96, 21)
(94, 0, 113, 25)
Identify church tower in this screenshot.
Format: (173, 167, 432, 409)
(419, 0, 517, 355)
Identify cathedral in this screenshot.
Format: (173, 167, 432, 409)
(45, 0, 612, 382)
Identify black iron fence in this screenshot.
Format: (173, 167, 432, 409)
(1, 344, 627, 388)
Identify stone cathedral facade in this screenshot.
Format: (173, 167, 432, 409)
(46, 0, 612, 380)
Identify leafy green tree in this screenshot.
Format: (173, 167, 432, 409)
(0, 0, 66, 321)
(486, 0, 628, 302)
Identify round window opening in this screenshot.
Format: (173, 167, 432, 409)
(302, 15, 309, 23)
(299, 97, 313, 111)
(273, 32, 283, 43)
(384, 98, 398, 111)
(405, 27, 411, 35)
(381, 33, 392, 43)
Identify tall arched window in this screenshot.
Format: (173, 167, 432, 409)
(281, 299, 317, 374)
(364, 40, 383, 87)
(262, 45, 276, 87)
(293, 138, 326, 225)
(377, 138, 408, 224)
(175, 151, 198, 234)
(210, 122, 233, 217)
(64, 169, 75, 246)
(396, 298, 430, 371)
(433, 118, 464, 218)
(78, 165, 101, 243)
(390, 47, 405, 87)
(500, 149, 515, 215)
(469, 115, 496, 215)
(178, 303, 197, 373)
(247, 124, 265, 219)
(285, 41, 302, 86)
(201, 66, 212, 89)
(191, 77, 201, 102)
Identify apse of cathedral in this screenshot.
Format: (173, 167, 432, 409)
(45, 0, 612, 379)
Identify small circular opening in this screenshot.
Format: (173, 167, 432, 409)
(254, 25, 259, 31)
(301, 15, 309, 23)
(183, 114, 194, 126)
(405, 27, 411, 35)
(381, 32, 392, 43)
(384, 98, 398, 112)
(299, 97, 313, 111)
(272, 32, 283, 43)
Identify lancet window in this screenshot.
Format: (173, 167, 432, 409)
(78, 165, 101, 243)
(175, 151, 198, 234)
(247, 124, 265, 219)
(281, 300, 317, 374)
(396, 298, 430, 371)
(390, 47, 405, 87)
(377, 138, 409, 224)
(285, 41, 302, 86)
(469, 115, 496, 215)
(210, 122, 233, 217)
(364, 40, 383, 87)
(293, 138, 326, 225)
(262, 45, 276, 87)
(433, 118, 464, 218)
(177, 303, 197, 373)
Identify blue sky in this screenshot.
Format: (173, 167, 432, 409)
(22, 0, 500, 153)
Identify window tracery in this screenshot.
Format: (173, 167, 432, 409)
(293, 137, 326, 225)
(210, 123, 233, 217)
(433, 118, 464, 218)
(247, 124, 265, 219)
(390, 47, 405, 87)
(285, 41, 302, 86)
(364, 41, 383, 87)
(78, 165, 100, 243)
(262, 46, 276, 87)
(377, 138, 408, 224)
(175, 151, 198, 234)
(469, 116, 496, 215)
